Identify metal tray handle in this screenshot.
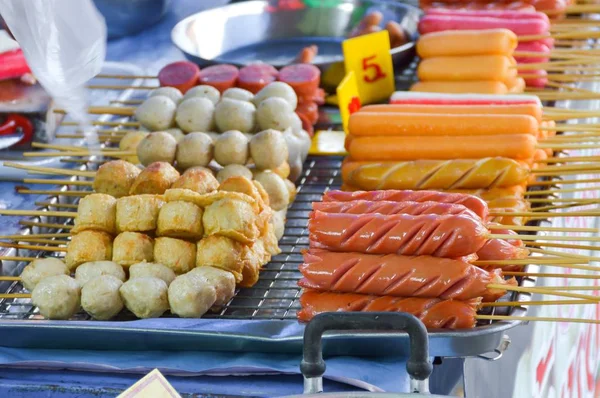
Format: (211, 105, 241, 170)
(300, 312, 433, 394)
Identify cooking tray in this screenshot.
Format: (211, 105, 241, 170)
(0, 155, 534, 357)
(171, 0, 420, 70)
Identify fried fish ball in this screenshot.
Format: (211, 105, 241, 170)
(73, 193, 117, 235)
(135, 95, 177, 131)
(272, 161, 290, 180)
(214, 98, 256, 134)
(149, 87, 183, 104)
(154, 237, 196, 274)
(164, 188, 203, 204)
(249, 129, 288, 170)
(129, 262, 176, 286)
(65, 231, 113, 271)
(165, 128, 185, 143)
(261, 220, 281, 257)
(239, 240, 266, 288)
(171, 167, 218, 194)
(222, 87, 254, 102)
(75, 261, 126, 286)
(253, 180, 270, 207)
(129, 162, 180, 195)
(216, 164, 253, 183)
(253, 81, 298, 110)
(81, 275, 124, 320)
(32, 275, 81, 320)
(203, 197, 259, 244)
(219, 176, 270, 231)
(188, 266, 235, 308)
(157, 201, 203, 239)
(270, 209, 286, 241)
(116, 194, 165, 232)
(256, 97, 294, 131)
(213, 130, 249, 166)
(168, 274, 216, 318)
(196, 235, 245, 283)
(253, 171, 290, 211)
(112, 232, 154, 267)
(183, 85, 221, 104)
(136, 132, 178, 166)
(175, 97, 215, 133)
(120, 277, 169, 318)
(20, 258, 69, 292)
(94, 160, 141, 198)
(175, 132, 214, 169)
(119, 131, 149, 164)
(284, 179, 297, 203)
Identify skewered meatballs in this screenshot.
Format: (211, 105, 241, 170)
(222, 87, 254, 102)
(183, 85, 221, 104)
(93, 160, 141, 198)
(216, 164, 253, 183)
(120, 277, 169, 318)
(249, 129, 288, 170)
(81, 275, 124, 320)
(203, 197, 259, 244)
(136, 132, 178, 167)
(65, 231, 113, 271)
(214, 98, 256, 134)
(168, 274, 216, 318)
(72, 193, 117, 235)
(154, 237, 196, 274)
(171, 168, 218, 194)
(253, 81, 298, 110)
(129, 162, 180, 195)
(188, 266, 235, 307)
(119, 131, 149, 164)
(175, 97, 215, 133)
(112, 232, 154, 267)
(20, 258, 69, 292)
(214, 130, 249, 166)
(75, 261, 126, 286)
(129, 262, 176, 286)
(149, 87, 183, 104)
(253, 171, 290, 211)
(134, 95, 177, 131)
(32, 275, 81, 320)
(116, 194, 165, 232)
(157, 201, 204, 239)
(175, 132, 214, 169)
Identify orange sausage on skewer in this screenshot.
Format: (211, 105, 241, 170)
(346, 134, 537, 161)
(417, 29, 518, 58)
(360, 103, 542, 122)
(418, 55, 517, 82)
(348, 112, 538, 137)
(410, 81, 508, 94)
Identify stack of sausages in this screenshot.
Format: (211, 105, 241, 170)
(157, 61, 323, 131)
(418, 9, 553, 88)
(413, 28, 525, 94)
(298, 189, 520, 328)
(419, 0, 569, 18)
(343, 91, 555, 226)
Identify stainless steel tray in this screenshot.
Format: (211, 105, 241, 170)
(0, 156, 534, 357)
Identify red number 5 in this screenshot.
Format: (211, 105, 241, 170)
(362, 55, 386, 83)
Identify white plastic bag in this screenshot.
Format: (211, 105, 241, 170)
(0, 0, 106, 145)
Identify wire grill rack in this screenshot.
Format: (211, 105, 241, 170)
(0, 155, 529, 326)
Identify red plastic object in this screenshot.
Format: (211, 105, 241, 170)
(0, 114, 34, 145)
(158, 61, 200, 94)
(0, 49, 31, 81)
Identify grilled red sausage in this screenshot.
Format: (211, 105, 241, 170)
(298, 290, 480, 328)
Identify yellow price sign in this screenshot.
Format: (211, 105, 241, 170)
(336, 71, 361, 134)
(342, 30, 395, 104)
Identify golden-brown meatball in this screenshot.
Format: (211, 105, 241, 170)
(75, 261, 126, 286)
(253, 171, 289, 211)
(171, 168, 218, 194)
(73, 193, 117, 235)
(260, 221, 281, 257)
(116, 194, 164, 232)
(129, 162, 180, 195)
(129, 262, 176, 286)
(219, 176, 270, 232)
(196, 235, 245, 283)
(93, 160, 141, 198)
(203, 197, 259, 244)
(188, 266, 235, 308)
(175, 132, 214, 170)
(239, 239, 266, 288)
(65, 231, 113, 271)
(137, 132, 178, 167)
(164, 188, 203, 204)
(112, 232, 154, 267)
(154, 237, 196, 274)
(156, 201, 204, 239)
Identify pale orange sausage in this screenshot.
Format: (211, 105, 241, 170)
(360, 103, 543, 122)
(410, 81, 508, 94)
(346, 134, 537, 160)
(417, 29, 518, 58)
(348, 112, 538, 136)
(418, 55, 516, 82)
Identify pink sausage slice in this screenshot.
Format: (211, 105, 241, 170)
(158, 61, 200, 94)
(238, 63, 278, 94)
(199, 64, 239, 93)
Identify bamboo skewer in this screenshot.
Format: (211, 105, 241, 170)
(480, 299, 597, 307)
(532, 202, 600, 212)
(490, 234, 600, 243)
(473, 258, 589, 266)
(16, 189, 89, 197)
(0, 257, 36, 262)
(536, 156, 600, 163)
(537, 286, 600, 291)
(492, 284, 600, 301)
(492, 225, 598, 233)
(19, 221, 73, 230)
(2, 238, 68, 246)
(0, 242, 66, 252)
(525, 186, 600, 196)
(87, 84, 158, 90)
(54, 106, 136, 117)
(24, 179, 93, 186)
(490, 211, 600, 218)
(61, 121, 140, 128)
(529, 178, 600, 186)
(23, 151, 134, 158)
(34, 202, 79, 210)
(526, 247, 597, 260)
(503, 272, 600, 279)
(0, 294, 32, 299)
(0, 276, 22, 282)
(476, 315, 600, 324)
(0, 210, 76, 218)
(526, 241, 600, 252)
(0, 233, 70, 240)
(3, 162, 95, 178)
